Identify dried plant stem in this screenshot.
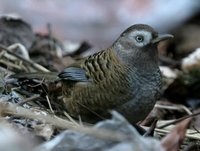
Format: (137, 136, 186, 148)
(0, 44, 49, 72)
(17, 94, 40, 105)
(157, 111, 200, 129)
(0, 101, 127, 141)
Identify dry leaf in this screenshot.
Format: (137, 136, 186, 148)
(161, 118, 192, 151)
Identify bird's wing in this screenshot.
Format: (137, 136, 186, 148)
(58, 58, 90, 82)
(59, 49, 133, 118)
(58, 67, 89, 82)
(58, 49, 110, 82)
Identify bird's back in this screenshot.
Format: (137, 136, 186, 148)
(61, 48, 136, 121)
(59, 24, 172, 123)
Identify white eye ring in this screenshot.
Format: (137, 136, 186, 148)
(135, 35, 144, 42)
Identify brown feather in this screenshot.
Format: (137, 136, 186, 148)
(60, 24, 173, 123)
(61, 47, 131, 120)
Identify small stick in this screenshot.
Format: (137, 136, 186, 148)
(63, 111, 79, 127)
(0, 102, 127, 142)
(143, 120, 157, 137)
(17, 94, 40, 105)
(0, 44, 49, 72)
(157, 111, 200, 129)
(45, 95, 54, 114)
(77, 102, 105, 120)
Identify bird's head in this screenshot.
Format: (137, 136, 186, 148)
(113, 24, 173, 66)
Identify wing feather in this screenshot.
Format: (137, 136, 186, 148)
(58, 67, 89, 82)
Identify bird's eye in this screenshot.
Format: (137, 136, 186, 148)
(135, 35, 144, 42)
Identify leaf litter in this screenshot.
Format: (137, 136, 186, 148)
(1, 13, 200, 151)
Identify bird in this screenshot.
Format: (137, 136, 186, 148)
(58, 24, 173, 123)
(10, 24, 173, 124)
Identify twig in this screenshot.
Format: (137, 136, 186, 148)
(0, 44, 49, 72)
(17, 94, 40, 105)
(63, 111, 79, 127)
(47, 23, 53, 51)
(28, 78, 45, 87)
(157, 111, 200, 129)
(77, 102, 105, 120)
(0, 102, 127, 142)
(0, 60, 23, 70)
(155, 103, 192, 115)
(8, 43, 30, 60)
(191, 126, 200, 134)
(143, 120, 157, 137)
(45, 95, 54, 113)
(47, 23, 52, 39)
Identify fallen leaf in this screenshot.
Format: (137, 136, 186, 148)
(161, 118, 192, 151)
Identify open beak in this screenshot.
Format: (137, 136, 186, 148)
(151, 34, 174, 44)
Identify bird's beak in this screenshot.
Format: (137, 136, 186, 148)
(151, 34, 174, 44)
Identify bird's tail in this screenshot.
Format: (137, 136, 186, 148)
(9, 72, 59, 81)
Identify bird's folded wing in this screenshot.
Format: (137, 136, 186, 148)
(58, 67, 89, 82)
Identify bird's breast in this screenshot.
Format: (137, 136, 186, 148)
(115, 68, 161, 123)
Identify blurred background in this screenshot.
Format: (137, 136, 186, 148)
(0, 0, 199, 48)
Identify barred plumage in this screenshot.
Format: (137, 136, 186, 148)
(10, 25, 172, 123)
(58, 24, 173, 123)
